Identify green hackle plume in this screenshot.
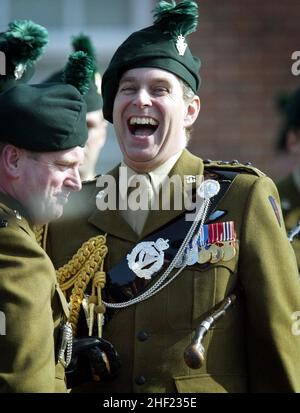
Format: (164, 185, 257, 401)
(63, 51, 95, 96)
(153, 0, 198, 37)
(72, 33, 97, 74)
(276, 91, 290, 114)
(4, 19, 48, 66)
(72, 34, 96, 59)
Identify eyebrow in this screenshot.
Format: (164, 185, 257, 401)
(120, 76, 171, 85)
(54, 159, 78, 166)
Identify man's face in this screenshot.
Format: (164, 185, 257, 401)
(113, 68, 199, 172)
(18, 146, 84, 224)
(80, 109, 108, 180)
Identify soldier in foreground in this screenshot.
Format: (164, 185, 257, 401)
(46, 0, 300, 392)
(0, 46, 93, 391)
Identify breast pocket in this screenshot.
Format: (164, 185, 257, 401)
(166, 244, 239, 331)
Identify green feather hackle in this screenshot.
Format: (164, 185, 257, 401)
(276, 91, 290, 114)
(4, 20, 48, 66)
(153, 0, 198, 37)
(72, 34, 96, 59)
(63, 51, 95, 96)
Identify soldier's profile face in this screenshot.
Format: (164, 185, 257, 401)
(18, 146, 84, 224)
(113, 67, 198, 172)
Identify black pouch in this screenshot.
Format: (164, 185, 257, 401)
(66, 336, 121, 388)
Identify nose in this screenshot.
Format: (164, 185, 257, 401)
(133, 88, 152, 108)
(64, 168, 82, 192)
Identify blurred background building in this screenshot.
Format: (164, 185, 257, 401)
(1, 0, 300, 179)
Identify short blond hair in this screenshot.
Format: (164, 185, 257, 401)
(179, 78, 196, 142)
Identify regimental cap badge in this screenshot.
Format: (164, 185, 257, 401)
(14, 63, 26, 80)
(176, 34, 188, 56)
(94, 71, 102, 95)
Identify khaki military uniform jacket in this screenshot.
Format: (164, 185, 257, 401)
(47, 150, 300, 393)
(277, 172, 300, 269)
(0, 193, 68, 393)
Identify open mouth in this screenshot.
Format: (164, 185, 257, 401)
(128, 116, 159, 137)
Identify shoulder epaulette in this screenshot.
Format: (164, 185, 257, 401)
(0, 216, 8, 228)
(203, 159, 265, 177)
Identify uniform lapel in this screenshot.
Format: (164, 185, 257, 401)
(88, 165, 139, 242)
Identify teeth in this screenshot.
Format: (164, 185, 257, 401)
(129, 117, 158, 126)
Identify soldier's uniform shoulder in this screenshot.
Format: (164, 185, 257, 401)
(203, 159, 265, 178)
(81, 175, 100, 195)
(81, 175, 99, 185)
(0, 209, 9, 229)
(0, 203, 22, 230)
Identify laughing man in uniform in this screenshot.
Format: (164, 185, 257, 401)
(45, 0, 300, 393)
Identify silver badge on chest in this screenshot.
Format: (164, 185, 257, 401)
(127, 238, 169, 280)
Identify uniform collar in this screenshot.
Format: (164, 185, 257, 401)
(88, 149, 204, 241)
(121, 150, 183, 196)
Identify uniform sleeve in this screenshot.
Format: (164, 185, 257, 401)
(239, 176, 300, 392)
(0, 221, 56, 393)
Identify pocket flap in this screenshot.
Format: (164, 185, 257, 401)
(174, 373, 247, 393)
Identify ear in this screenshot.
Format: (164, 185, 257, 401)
(184, 95, 201, 128)
(286, 130, 300, 155)
(1, 144, 24, 178)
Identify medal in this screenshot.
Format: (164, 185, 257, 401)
(198, 247, 211, 264)
(222, 241, 236, 261)
(209, 244, 224, 263)
(186, 243, 199, 266)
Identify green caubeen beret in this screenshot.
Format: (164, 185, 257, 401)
(0, 51, 95, 152)
(102, 0, 201, 123)
(43, 33, 103, 112)
(0, 19, 48, 93)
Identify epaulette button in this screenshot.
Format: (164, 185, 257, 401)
(0, 218, 8, 228)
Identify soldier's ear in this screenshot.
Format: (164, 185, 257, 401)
(184, 95, 200, 128)
(1, 144, 24, 178)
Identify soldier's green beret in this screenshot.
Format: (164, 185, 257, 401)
(0, 20, 48, 93)
(102, 0, 201, 123)
(43, 34, 103, 112)
(0, 51, 95, 152)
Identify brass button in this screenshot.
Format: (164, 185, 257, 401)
(137, 331, 149, 341)
(0, 219, 8, 228)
